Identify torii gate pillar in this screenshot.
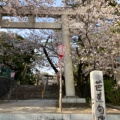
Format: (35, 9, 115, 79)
(61, 14, 75, 97)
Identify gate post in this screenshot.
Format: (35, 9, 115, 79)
(61, 14, 75, 97)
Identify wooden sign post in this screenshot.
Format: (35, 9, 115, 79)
(90, 70, 106, 120)
(57, 44, 66, 112)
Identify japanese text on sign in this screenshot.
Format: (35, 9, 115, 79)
(90, 71, 106, 120)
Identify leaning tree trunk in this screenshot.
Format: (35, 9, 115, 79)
(43, 47, 65, 81)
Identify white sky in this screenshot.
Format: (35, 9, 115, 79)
(117, 0, 120, 4)
(54, 0, 64, 6)
(54, 0, 62, 5)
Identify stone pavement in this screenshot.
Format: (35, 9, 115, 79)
(0, 100, 120, 114)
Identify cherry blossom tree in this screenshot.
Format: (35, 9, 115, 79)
(0, 0, 120, 95)
(0, 31, 37, 84)
(57, 0, 120, 97)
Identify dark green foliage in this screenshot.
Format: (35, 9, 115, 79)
(0, 32, 35, 85)
(112, 28, 120, 33)
(108, 1, 117, 7)
(104, 78, 120, 105)
(0, 77, 10, 99)
(114, 8, 120, 16)
(114, 22, 120, 33)
(74, 62, 90, 98)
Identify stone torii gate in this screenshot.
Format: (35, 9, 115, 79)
(0, 7, 85, 99)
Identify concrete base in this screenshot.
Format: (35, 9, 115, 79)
(0, 113, 120, 120)
(62, 97, 86, 103)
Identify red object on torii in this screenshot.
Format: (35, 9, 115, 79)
(57, 44, 67, 59)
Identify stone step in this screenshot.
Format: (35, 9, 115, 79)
(9, 85, 59, 100)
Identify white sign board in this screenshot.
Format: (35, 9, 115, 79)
(11, 72, 15, 78)
(90, 70, 106, 120)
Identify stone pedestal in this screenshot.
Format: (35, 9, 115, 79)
(62, 97, 86, 103)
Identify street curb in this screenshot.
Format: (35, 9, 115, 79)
(107, 104, 120, 110)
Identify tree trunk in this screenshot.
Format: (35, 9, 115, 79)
(43, 47, 65, 81)
(77, 63, 83, 97)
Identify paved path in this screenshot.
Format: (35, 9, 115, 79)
(0, 100, 120, 114)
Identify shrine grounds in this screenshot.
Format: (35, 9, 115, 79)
(0, 99, 120, 120)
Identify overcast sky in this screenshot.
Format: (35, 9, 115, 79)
(117, 0, 120, 3)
